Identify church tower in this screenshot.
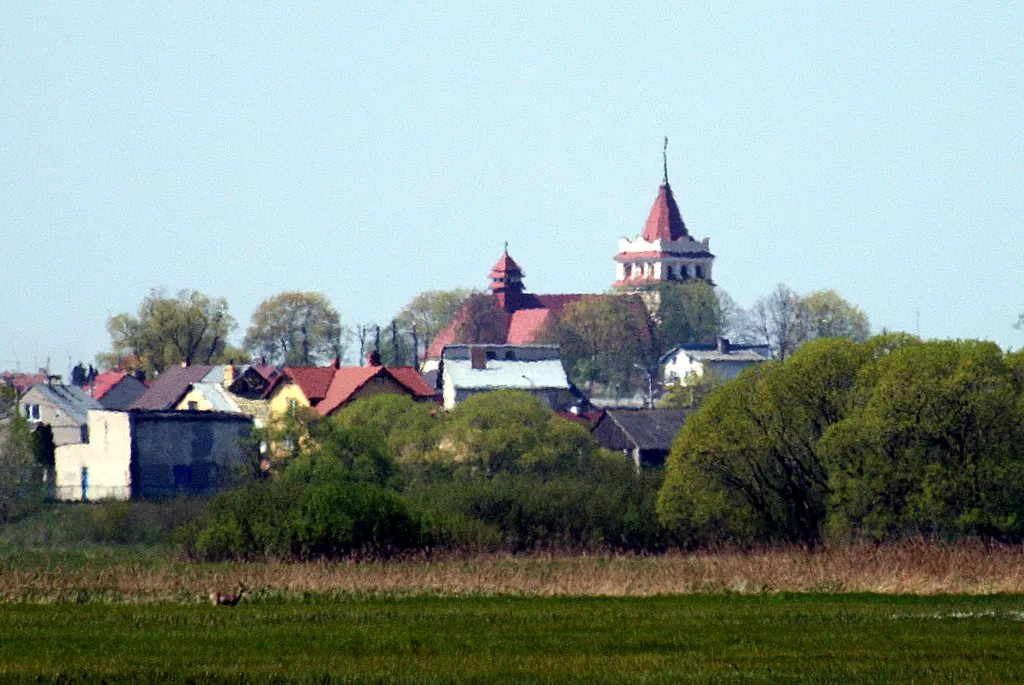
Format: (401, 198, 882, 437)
(488, 249, 526, 313)
(613, 141, 715, 290)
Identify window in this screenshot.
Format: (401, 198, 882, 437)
(23, 404, 40, 421)
(374, 377, 384, 385)
(187, 401, 198, 411)
(504, 351, 516, 360)
(287, 398, 298, 409)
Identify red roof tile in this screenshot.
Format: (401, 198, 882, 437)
(86, 371, 128, 400)
(424, 293, 587, 359)
(641, 182, 689, 242)
(316, 366, 437, 416)
(488, 251, 524, 281)
(273, 366, 337, 405)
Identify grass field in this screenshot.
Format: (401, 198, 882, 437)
(1, 594, 1022, 683)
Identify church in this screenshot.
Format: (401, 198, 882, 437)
(423, 152, 716, 368)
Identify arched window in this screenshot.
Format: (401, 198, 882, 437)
(665, 266, 674, 280)
(695, 265, 704, 279)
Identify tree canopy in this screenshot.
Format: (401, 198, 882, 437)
(99, 288, 239, 375)
(244, 291, 347, 367)
(658, 334, 1024, 546)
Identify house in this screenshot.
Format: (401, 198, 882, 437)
(423, 251, 587, 372)
(129, 364, 224, 411)
(263, 354, 436, 418)
(591, 408, 690, 468)
(84, 371, 147, 410)
(437, 344, 587, 411)
(19, 380, 102, 446)
(661, 338, 771, 385)
(54, 409, 254, 501)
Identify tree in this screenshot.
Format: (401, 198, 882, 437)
(792, 289, 870, 344)
(453, 294, 506, 345)
(741, 285, 870, 360)
(244, 291, 348, 367)
(0, 406, 44, 523)
(654, 281, 723, 350)
(819, 339, 1024, 541)
(99, 288, 237, 375)
(658, 337, 874, 545)
(396, 289, 476, 347)
(542, 294, 651, 395)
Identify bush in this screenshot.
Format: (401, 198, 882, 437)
(181, 480, 430, 560)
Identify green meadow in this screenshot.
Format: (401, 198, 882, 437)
(1, 594, 1021, 684)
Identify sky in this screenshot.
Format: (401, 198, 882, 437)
(2, 1, 1022, 375)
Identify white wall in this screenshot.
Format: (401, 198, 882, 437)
(54, 410, 132, 501)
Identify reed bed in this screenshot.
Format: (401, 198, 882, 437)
(0, 540, 1021, 603)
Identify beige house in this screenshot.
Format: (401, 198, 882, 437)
(55, 409, 254, 501)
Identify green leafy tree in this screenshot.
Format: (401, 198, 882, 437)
(244, 291, 348, 366)
(397, 288, 476, 350)
(99, 288, 237, 375)
(820, 339, 1024, 541)
(654, 281, 723, 350)
(542, 294, 651, 395)
(793, 289, 871, 344)
(0, 403, 44, 523)
(332, 394, 442, 464)
(658, 337, 874, 545)
(441, 390, 605, 477)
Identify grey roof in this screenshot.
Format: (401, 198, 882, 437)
(662, 343, 771, 364)
(443, 358, 570, 391)
(130, 365, 214, 410)
(24, 383, 102, 424)
(185, 383, 241, 412)
(601, 409, 690, 451)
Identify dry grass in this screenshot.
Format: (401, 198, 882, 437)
(2, 540, 1022, 603)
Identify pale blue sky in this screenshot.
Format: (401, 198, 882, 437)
(2, 1, 1022, 374)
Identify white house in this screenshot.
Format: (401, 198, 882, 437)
(661, 338, 771, 385)
(437, 344, 585, 411)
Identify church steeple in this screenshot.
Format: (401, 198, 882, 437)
(613, 140, 715, 290)
(488, 247, 525, 312)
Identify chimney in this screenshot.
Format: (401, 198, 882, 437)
(717, 337, 731, 354)
(367, 350, 381, 367)
(470, 347, 487, 370)
(332, 356, 342, 369)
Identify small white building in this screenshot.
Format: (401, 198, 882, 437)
(661, 338, 772, 385)
(55, 409, 254, 501)
(437, 344, 584, 411)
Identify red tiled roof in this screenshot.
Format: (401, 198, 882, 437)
(424, 293, 587, 358)
(1, 372, 47, 394)
(642, 182, 689, 242)
(269, 366, 337, 405)
(488, 251, 524, 281)
(316, 365, 437, 416)
(386, 367, 437, 399)
(130, 365, 214, 410)
(86, 371, 128, 400)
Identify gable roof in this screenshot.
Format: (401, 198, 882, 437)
(23, 383, 102, 424)
(597, 409, 690, 452)
(316, 365, 436, 417)
(2, 372, 47, 394)
(130, 365, 215, 410)
(183, 382, 242, 413)
(641, 182, 689, 242)
(662, 342, 772, 364)
(264, 365, 338, 405)
(425, 292, 587, 359)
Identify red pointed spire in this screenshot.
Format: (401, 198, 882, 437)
(488, 248, 525, 312)
(641, 182, 689, 242)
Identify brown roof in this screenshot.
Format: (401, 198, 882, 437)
(264, 366, 337, 405)
(130, 365, 214, 410)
